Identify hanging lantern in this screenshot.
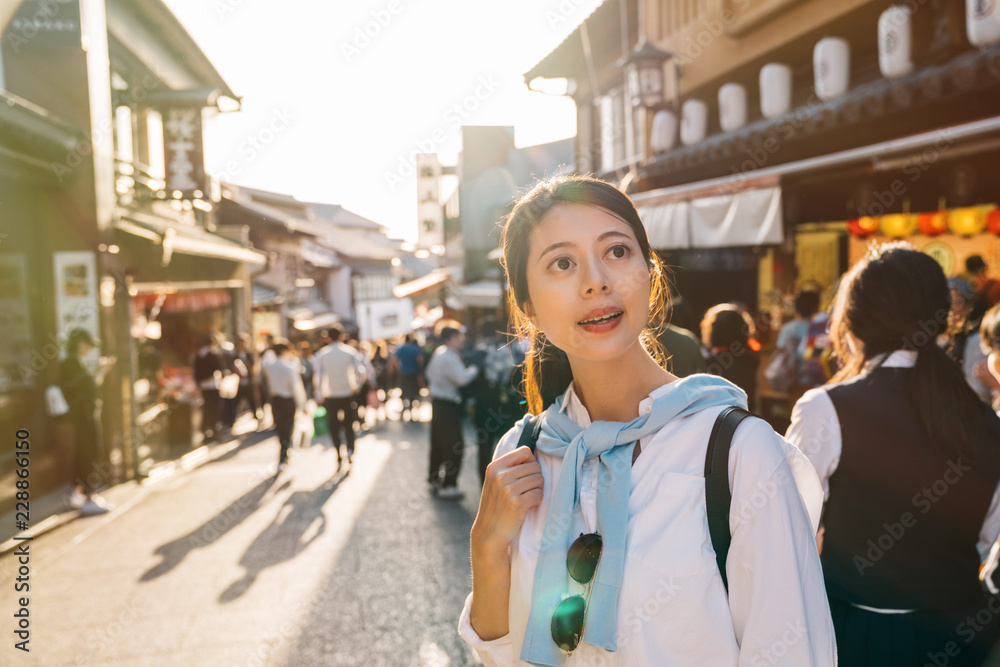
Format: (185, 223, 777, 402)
(650, 109, 678, 154)
(967, 0, 1000, 48)
(879, 6, 915, 78)
(847, 216, 880, 237)
(987, 209, 1000, 235)
(814, 37, 851, 100)
(680, 99, 708, 146)
(718, 83, 747, 132)
(949, 207, 987, 236)
(917, 210, 949, 236)
(760, 64, 792, 119)
(881, 213, 917, 238)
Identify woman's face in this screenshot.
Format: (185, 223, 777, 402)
(522, 203, 651, 365)
(989, 351, 1000, 385)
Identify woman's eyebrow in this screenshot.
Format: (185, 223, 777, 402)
(537, 241, 573, 259)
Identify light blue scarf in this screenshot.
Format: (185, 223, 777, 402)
(519, 374, 747, 666)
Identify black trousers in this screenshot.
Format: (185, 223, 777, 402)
(429, 399, 465, 488)
(324, 397, 356, 458)
(830, 596, 999, 667)
(271, 397, 296, 464)
(201, 389, 220, 440)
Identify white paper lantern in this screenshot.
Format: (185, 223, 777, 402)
(814, 37, 850, 100)
(650, 109, 678, 154)
(968, 0, 1000, 47)
(878, 6, 914, 78)
(680, 99, 707, 146)
(760, 64, 792, 119)
(718, 83, 747, 132)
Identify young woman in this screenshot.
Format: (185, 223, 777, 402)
(460, 176, 835, 665)
(787, 243, 1000, 666)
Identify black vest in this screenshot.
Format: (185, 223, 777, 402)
(822, 367, 1000, 611)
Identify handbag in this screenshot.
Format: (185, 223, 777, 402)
(45, 385, 70, 417)
(518, 405, 752, 593)
(218, 373, 240, 399)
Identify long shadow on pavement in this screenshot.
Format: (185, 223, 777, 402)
(139, 472, 284, 582)
(285, 418, 484, 665)
(219, 470, 349, 603)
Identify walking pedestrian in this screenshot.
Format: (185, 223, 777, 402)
(193, 332, 227, 443)
(462, 176, 834, 665)
(59, 328, 115, 516)
(786, 242, 1000, 666)
(425, 326, 478, 499)
(264, 340, 305, 471)
(314, 326, 361, 468)
(233, 333, 261, 426)
(701, 303, 760, 411)
(394, 334, 424, 421)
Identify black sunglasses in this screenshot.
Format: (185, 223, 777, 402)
(551, 532, 603, 653)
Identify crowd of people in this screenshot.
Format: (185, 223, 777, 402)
(54, 172, 1000, 664)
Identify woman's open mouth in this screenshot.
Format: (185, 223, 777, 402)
(577, 310, 623, 332)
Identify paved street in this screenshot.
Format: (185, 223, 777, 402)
(1, 402, 486, 666)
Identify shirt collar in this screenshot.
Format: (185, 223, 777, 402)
(868, 349, 918, 369)
(558, 381, 674, 427)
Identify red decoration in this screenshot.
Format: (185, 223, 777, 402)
(847, 216, 880, 238)
(917, 211, 948, 236)
(987, 209, 1000, 235)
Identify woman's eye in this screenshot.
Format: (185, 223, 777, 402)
(609, 244, 629, 259)
(552, 257, 572, 271)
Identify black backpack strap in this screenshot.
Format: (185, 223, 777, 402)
(517, 415, 542, 454)
(704, 406, 752, 594)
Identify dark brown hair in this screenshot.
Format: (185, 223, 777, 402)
(829, 242, 987, 458)
(500, 175, 670, 414)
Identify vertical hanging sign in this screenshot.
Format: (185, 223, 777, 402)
(162, 106, 206, 198)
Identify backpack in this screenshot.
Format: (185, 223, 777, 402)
(517, 405, 751, 593)
(764, 335, 800, 394)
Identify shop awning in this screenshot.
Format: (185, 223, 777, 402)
(393, 269, 452, 299)
(132, 289, 232, 313)
(116, 205, 266, 265)
(453, 280, 504, 309)
(636, 186, 783, 250)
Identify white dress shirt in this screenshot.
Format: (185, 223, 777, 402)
(425, 346, 478, 403)
(264, 356, 305, 408)
(459, 381, 837, 666)
(313, 342, 361, 399)
(786, 349, 1000, 564)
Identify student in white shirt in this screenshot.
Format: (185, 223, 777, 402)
(787, 243, 1000, 666)
(265, 340, 305, 470)
(425, 326, 479, 499)
(461, 176, 835, 666)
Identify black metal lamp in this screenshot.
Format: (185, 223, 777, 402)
(622, 39, 676, 109)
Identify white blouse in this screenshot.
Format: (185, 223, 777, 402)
(459, 381, 837, 666)
(785, 350, 1000, 564)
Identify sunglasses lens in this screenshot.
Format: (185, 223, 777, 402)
(551, 595, 586, 652)
(566, 533, 602, 584)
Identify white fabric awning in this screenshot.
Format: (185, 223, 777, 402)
(636, 186, 783, 250)
(453, 280, 504, 309)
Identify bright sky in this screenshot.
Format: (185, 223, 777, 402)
(162, 0, 604, 242)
